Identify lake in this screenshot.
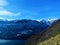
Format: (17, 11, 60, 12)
(0, 39, 26, 45)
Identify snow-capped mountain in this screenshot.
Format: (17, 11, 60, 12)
(0, 19, 56, 40)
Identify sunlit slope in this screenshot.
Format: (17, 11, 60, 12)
(37, 32, 60, 45)
(25, 19, 60, 45)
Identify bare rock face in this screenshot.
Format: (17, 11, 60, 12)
(25, 19, 60, 45)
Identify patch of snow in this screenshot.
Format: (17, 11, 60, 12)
(17, 34, 21, 36)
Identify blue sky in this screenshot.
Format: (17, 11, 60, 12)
(0, 0, 60, 20)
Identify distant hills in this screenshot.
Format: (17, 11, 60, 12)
(25, 19, 60, 45)
(0, 19, 56, 40)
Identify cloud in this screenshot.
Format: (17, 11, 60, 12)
(48, 19, 58, 21)
(0, 17, 16, 20)
(0, 0, 9, 6)
(0, 0, 21, 20)
(0, 0, 21, 16)
(0, 17, 5, 19)
(0, 10, 21, 16)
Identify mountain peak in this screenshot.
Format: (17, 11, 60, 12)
(25, 19, 60, 45)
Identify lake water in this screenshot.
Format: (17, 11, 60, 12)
(0, 39, 26, 45)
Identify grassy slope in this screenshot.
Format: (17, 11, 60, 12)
(25, 19, 60, 45)
(37, 32, 60, 45)
(37, 20, 60, 45)
(36, 22, 60, 45)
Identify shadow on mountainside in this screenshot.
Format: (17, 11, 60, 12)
(25, 19, 60, 45)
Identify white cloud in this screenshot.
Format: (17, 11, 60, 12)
(0, 17, 5, 19)
(0, 10, 21, 16)
(0, 17, 15, 20)
(0, 0, 21, 20)
(0, 0, 9, 6)
(0, 17, 16, 21)
(0, 0, 21, 16)
(48, 19, 58, 21)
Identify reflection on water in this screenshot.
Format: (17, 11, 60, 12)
(0, 39, 10, 43)
(0, 39, 26, 45)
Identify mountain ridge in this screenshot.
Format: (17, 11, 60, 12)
(25, 19, 60, 45)
(0, 19, 52, 40)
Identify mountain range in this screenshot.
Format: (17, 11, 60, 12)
(25, 19, 60, 45)
(0, 19, 56, 40)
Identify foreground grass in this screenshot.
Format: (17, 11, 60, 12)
(37, 33, 60, 45)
